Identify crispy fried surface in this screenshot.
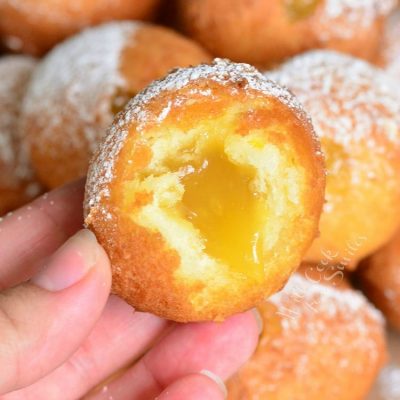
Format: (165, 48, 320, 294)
(227, 274, 387, 400)
(85, 60, 325, 322)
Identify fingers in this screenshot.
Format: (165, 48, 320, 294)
(89, 310, 260, 399)
(6, 297, 170, 400)
(0, 179, 85, 289)
(156, 371, 227, 400)
(0, 229, 111, 395)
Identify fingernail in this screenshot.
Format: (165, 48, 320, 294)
(251, 307, 263, 335)
(200, 370, 227, 399)
(32, 229, 99, 291)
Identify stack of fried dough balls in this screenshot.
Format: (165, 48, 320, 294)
(226, 272, 387, 400)
(20, 21, 212, 189)
(175, 0, 396, 67)
(84, 59, 326, 322)
(357, 229, 400, 332)
(268, 50, 400, 267)
(0, 0, 161, 55)
(0, 1, 399, 398)
(0, 55, 41, 215)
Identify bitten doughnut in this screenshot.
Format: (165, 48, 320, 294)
(0, 0, 161, 55)
(0, 55, 41, 215)
(84, 59, 325, 322)
(357, 229, 400, 331)
(377, 10, 400, 80)
(269, 51, 400, 267)
(20, 22, 211, 189)
(175, 0, 395, 67)
(227, 273, 387, 400)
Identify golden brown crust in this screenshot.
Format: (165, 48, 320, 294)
(357, 230, 400, 331)
(227, 274, 387, 400)
(269, 51, 400, 267)
(85, 60, 325, 322)
(175, 0, 394, 68)
(0, 0, 161, 55)
(20, 22, 211, 189)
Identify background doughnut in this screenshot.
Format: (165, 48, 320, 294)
(227, 273, 387, 400)
(175, 0, 395, 68)
(268, 50, 400, 268)
(0, 0, 161, 55)
(20, 21, 212, 189)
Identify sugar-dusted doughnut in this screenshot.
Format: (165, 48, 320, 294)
(84, 59, 325, 322)
(377, 10, 400, 80)
(268, 50, 400, 268)
(357, 229, 400, 331)
(227, 273, 387, 400)
(20, 22, 212, 189)
(175, 0, 395, 67)
(0, 55, 41, 215)
(0, 0, 161, 55)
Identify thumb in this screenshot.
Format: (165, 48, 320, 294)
(0, 229, 111, 395)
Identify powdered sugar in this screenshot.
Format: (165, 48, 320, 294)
(0, 55, 37, 186)
(271, 273, 384, 325)
(85, 58, 311, 216)
(21, 21, 139, 157)
(317, 0, 395, 41)
(268, 50, 400, 151)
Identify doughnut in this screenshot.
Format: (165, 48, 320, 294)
(377, 10, 400, 80)
(20, 22, 212, 189)
(268, 50, 400, 268)
(357, 229, 400, 331)
(175, 0, 395, 68)
(227, 273, 387, 400)
(84, 59, 325, 322)
(0, 55, 41, 216)
(0, 0, 161, 55)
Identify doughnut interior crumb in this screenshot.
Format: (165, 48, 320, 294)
(118, 102, 304, 301)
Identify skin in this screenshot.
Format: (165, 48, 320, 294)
(0, 179, 260, 399)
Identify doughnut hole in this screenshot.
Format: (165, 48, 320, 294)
(90, 81, 325, 322)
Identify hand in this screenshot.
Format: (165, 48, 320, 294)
(0, 180, 260, 400)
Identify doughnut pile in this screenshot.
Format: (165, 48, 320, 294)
(0, 55, 41, 215)
(175, 0, 396, 67)
(0, 0, 161, 55)
(20, 21, 211, 189)
(84, 59, 325, 322)
(268, 50, 400, 267)
(357, 229, 400, 331)
(0, 1, 399, 397)
(227, 273, 387, 400)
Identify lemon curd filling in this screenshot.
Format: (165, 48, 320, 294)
(285, 0, 320, 21)
(176, 145, 267, 279)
